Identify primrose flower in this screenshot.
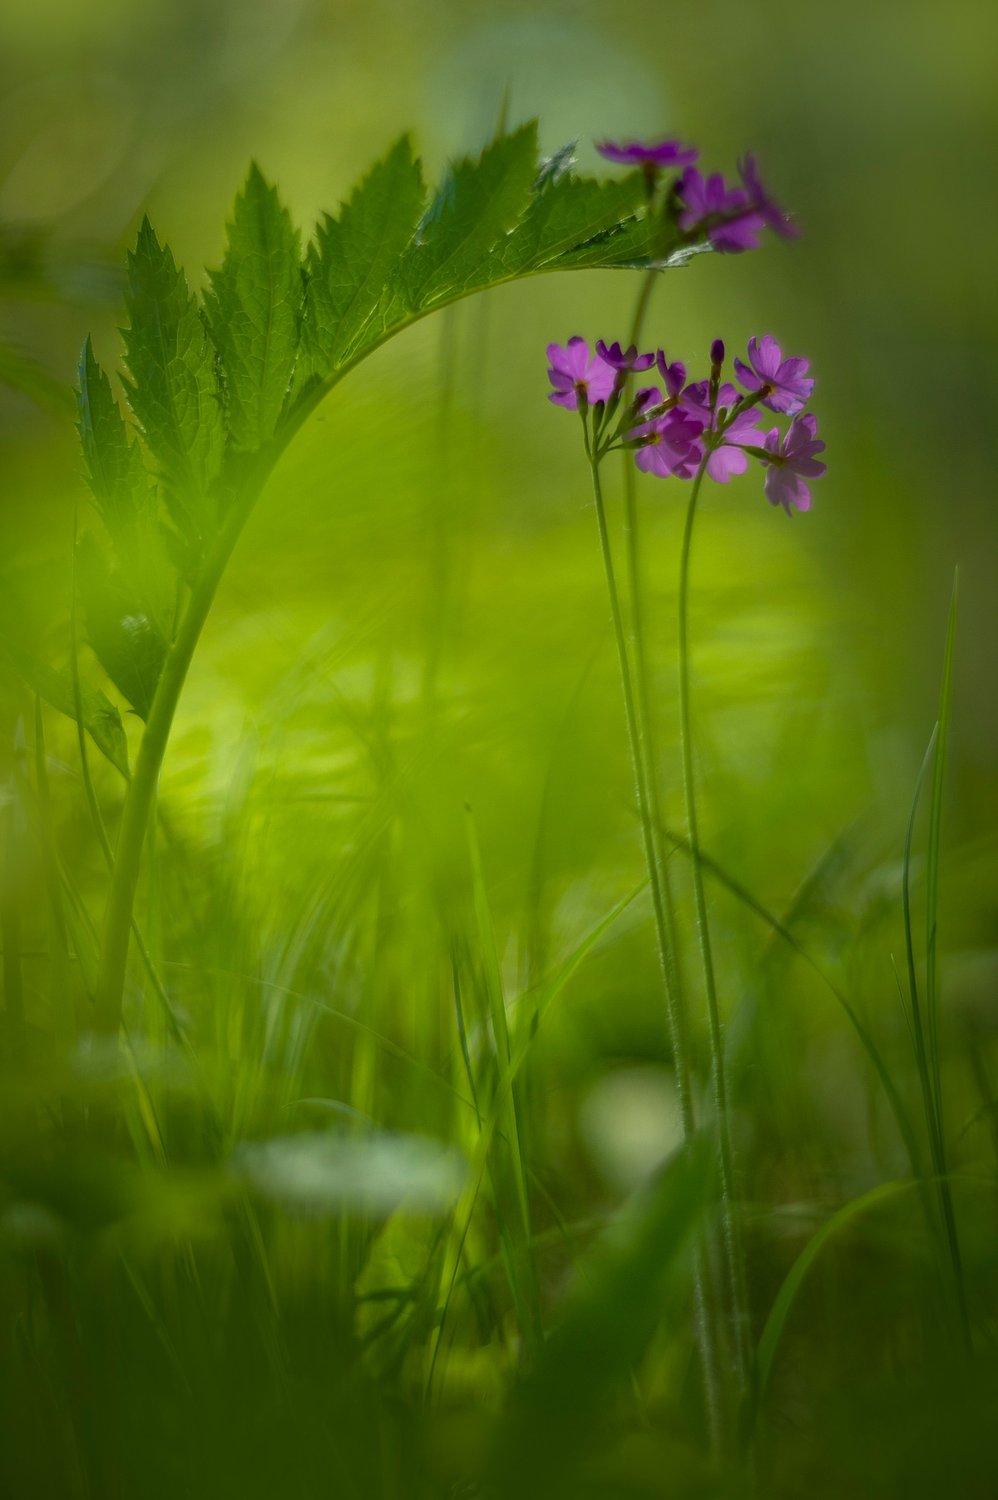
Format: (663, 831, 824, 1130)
(680, 378, 739, 422)
(703, 408, 767, 482)
(655, 350, 686, 399)
(677, 168, 764, 253)
(629, 398, 704, 479)
(596, 138, 699, 169)
(596, 340, 656, 377)
(677, 380, 763, 481)
(739, 154, 799, 240)
(546, 336, 616, 410)
(734, 335, 814, 414)
(761, 413, 826, 513)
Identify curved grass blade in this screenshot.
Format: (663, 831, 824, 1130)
(756, 1179, 920, 1402)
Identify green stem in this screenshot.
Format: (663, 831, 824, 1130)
(590, 458, 696, 1131)
(677, 455, 753, 1408)
(93, 486, 261, 1036)
(588, 457, 724, 1447)
(621, 276, 688, 1050)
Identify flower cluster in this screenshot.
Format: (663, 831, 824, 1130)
(546, 334, 825, 514)
(595, 137, 797, 251)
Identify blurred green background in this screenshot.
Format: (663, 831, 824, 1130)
(3, 0, 996, 817)
(2, 1, 998, 1496)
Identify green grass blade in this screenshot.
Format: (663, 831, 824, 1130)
(464, 805, 541, 1347)
(426, 881, 644, 1392)
(490, 1133, 716, 1498)
(926, 571, 958, 1135)
(670, 821, 926, 1184)
(756, 1179, 920, 1401)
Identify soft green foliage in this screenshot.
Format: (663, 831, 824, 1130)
(205, 165, 303, 453)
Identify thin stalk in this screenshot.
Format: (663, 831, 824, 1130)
(590, 457, 696, 1128)
(677, 455, 753, 1407)
(93, 483, 262, 1036)
(619, 281, 689, 1066)
(618, 271, 739, 1448)
(588, 456, 723, 1447)
(70, 532, 187, 1043)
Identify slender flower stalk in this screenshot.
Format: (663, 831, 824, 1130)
(677, 450, 753, 1412)
(585, 454, 697, 1134)
(617, 279, 730, 1455)
(620, 274, 691, 1116)
(547, 140, 822, 1453)
(586, 451, 724, 1447)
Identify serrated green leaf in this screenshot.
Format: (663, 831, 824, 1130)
(77, 337, 176, 641)
(1, 642, 129, 777)
(122, 219, 224, 543)
(298, 136, 425, 385)
(77, 336, 152, 536)
(402, 123, 538, 309)
(77, 533, 168, 722)
(205, 166, 302, 452)
(548, 208, 683, 270)
(499, 170, 647, 276)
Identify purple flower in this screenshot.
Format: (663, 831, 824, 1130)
(701, 408, 766, 482)
(734, 335, 814, 414)
(679, 379, 740, 423)
(629, 399, 704, 479)
(595, 340, 656, 375)
(761, 413, 826, 513)
(675, 380, 764, 480)
(710, 338, 725, 368)
(546, 336, 616, 410)
(655, 350, 686, 399)
(596, 138, 699, 169)
(739, 154, 799, 240)
(676, 168, 765, 253)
